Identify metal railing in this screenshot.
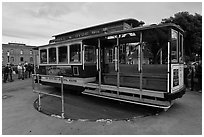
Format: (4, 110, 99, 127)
(32, 74, 65, 118)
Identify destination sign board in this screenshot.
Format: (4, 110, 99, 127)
(49, 23, 131, 43)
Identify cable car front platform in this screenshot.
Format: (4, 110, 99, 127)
(82, 83, 185, 110)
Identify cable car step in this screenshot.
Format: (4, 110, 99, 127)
(82, 89, 172, 109)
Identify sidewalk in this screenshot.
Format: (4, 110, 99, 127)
(2, 74, 32, 84)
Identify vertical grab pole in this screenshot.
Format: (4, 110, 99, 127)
(167, 42, 170, 93)
(96, 48, 99, 71)
(116, 35, 120, 96)
(139, 32, 143, 99)
(160, 49, 163, 64)
(114, 46, 118, 72)
(82, 46, 85, 70)
(37, 74, 41, 111)
(61, 76, 65, 119)
(98, 38, 101, 94)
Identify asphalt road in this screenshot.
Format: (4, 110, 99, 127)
(2, 78, 202, 135)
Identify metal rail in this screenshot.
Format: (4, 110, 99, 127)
(32, 74, 65, 118)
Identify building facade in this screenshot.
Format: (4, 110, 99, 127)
(2, 43, 38, 66)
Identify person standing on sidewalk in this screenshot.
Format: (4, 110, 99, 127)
(27, 63, 32, 78)
(190, 64, 196, 91)
(21, 63, 25, 80)
(3, 64, 9, 83)
(8, 64, 13, 82)
(184, 63, 189, 88)
(197, 60, 202, 92)
(17, 63, 22, 79)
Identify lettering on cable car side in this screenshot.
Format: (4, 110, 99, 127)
(46, 66, 72, 76)
(41, 76, 78, 83)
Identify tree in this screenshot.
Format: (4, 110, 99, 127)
(161, 12, 202, 61)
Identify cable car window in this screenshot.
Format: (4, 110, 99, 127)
(120, 43, 141, 65)
(58, 46, 68, 64)
(171, 29, 178, 63)
(179, 33, 183, 63)
(84, 45, 96, 63)
(40, 49, 47, 64)
(142, 28, 169, 65)
(48, 48, 56, 63)
(70, 44, 81, 63)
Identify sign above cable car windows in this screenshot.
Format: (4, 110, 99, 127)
(50, 23, 131, 44)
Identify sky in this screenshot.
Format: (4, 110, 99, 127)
(2, 2, 202, 46)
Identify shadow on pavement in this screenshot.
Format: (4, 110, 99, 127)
(33, 86, 162, 121)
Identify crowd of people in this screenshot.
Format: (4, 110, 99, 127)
(3, 62, 34, 83)
(184, 60, 202, 92)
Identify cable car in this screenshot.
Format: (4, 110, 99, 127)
(36, 18, 185, 109)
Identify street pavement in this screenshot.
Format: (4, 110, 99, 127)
(2, 78, 202, 135)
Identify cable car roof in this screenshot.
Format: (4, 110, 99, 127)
(38, 19, 184, 48)
(52, 18, 142, 37)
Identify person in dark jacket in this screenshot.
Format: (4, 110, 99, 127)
(3, 64, 9, 83)
(184, 63, 189, 88)
(8, 64, 13, 82)
(190, 64, 195, 91)
(27, 63, 32, 78)
(197, 61, 202, 92)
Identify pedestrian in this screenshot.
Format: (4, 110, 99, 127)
(27, 63, 32, 78)
(17, 63, 22, 79)
(2, 65, 5, 81)
(8, 64, 13, 82)
(190, 64, 195, 91)
(24, 62, 28, 79)
(21, 63, 25, 80)
(32, 64, 35, 74)
(197, 60, 202, 92)
(184, 63, 189, 88)
(3, 64, 9, 83)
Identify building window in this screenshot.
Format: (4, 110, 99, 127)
(58, 46, 68, 63)
(30, 50, 33, 55)
(40, 49, 47, 64)
(70, 44, 81, 63)
(48, 48, 56, 63)
(30, 57, 33, 62)
(20, 49, 23, 55)
(11, 57, 14, 62)
(20, 57, 24, 62)
(10, 49, 14, 54)
(7, 51, 10, 56)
